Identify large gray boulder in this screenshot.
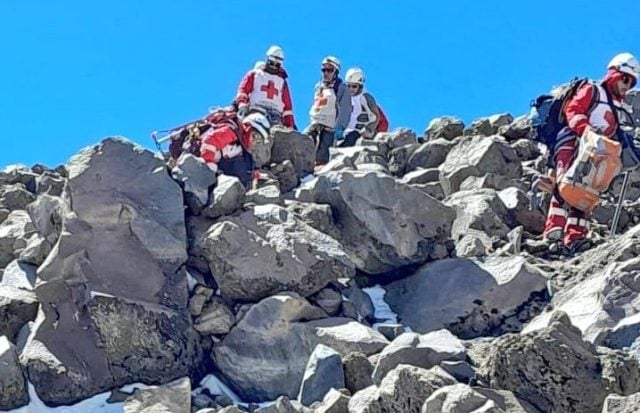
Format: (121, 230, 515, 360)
(464, 113, 514, 137)
(444, 189, 511, 241)
(406, 139, 455, 172)
(425, 117, 465, 141)
(498, 187, 546, 233)
(19, 138, 201, 406)
(212, 293, 388, 402)
(123, 377, 191, 413)
(343, 352, 374, 394)
(315, 389, 350, 413)
(385, 256, 548, 338)
(0, 336, 28, 410)
(388, 143, 420, 176)
(0, 259, 38, 291)
(196, 204, 354, 301)
(372, 330, 466, 384)
(602, 392, 640, 413)
(439, 136, 522, 196)
(270, 128, 316, 178)
(485, 313, 640, 413)
(298, 344, 344, 406)
(348, 365, 457, 413)
(297, 170, 455, 274)
(422, 384, 541, 413)
(202, 174, 246, 219)
(26, 194, 67, 245)
(0, 184, 35, 211)
(172, 154, 216, 215)
(0, 210, 35, 269)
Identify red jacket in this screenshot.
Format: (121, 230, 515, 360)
(200, 124, 247, 166)
(564, 70, 625, 138)
(235, 67, 295, 128)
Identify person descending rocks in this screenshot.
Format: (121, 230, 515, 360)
(540, 52, 639, 253)
(340, 67, 379, 147)
(234, 45, 296, 129)
(304, 56, 352, 165)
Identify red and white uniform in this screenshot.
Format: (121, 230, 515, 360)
(199, 124, 247, 170)
(235, 67, 295, 128)
(544, 71, 625, 246)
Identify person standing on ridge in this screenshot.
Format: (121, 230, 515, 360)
(340, 67, 379, 147)
(542, 52, 640, 252)
(305, 56, 352, 165)
(234, 45, 296, 129)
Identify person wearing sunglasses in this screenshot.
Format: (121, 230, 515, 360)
(234, 45, 296, 129)
(543, 52, 640, 253)
(340, 67, 379, 147)
(305, 56, 352, 166)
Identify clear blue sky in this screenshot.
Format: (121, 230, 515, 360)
(1, 1, 638, 168)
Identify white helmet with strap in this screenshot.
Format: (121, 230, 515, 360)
(608, 52, 640, 80)
(322, 56, 341, 72)
(345, 67, 365, 85)
(242, 112, 271, 140)
(266, 45, 284, 64)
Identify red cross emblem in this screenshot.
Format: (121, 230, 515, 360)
(314, 93, 328, 111)
(260, 81, 279, 100)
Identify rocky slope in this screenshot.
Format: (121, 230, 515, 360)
(0, 91, 639, 413)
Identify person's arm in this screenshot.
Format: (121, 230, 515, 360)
(336, 82, 352, 130)
(235, 71, 255, 115)
(282, 80, 295, 129)
(564, 83, 597, 136)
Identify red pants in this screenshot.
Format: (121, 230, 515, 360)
(543, 139, 589, 246)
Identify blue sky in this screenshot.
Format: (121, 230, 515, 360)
(1, 1, 639, 168)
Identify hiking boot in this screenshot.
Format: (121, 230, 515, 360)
(543, 227, 564, 242)
(566, 238, 593, 254)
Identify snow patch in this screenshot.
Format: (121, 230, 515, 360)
(362, 285, 399, 328)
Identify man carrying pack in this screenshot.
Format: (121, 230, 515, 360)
(305, 56, 352, 165)
(340, 67, 380, 147)
(235, 45, 296, 129)
(538, 52, 639, 252)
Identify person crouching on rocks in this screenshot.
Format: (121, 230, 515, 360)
(339, 67, 379, 147)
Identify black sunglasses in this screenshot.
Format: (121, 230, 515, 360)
(267, 60, 282, 68)
(622, 75, 637, 88)
(347, 84, 360, 89)
(321, 67, 335, 73)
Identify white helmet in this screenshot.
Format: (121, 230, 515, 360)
(322, 56, 341, 72)
(345, 67, 365, 85)
(266, 45, 284, 64)
(608, 52, 640, 79)
(253, 60, 265, 70)
(242, 112, 271, 140)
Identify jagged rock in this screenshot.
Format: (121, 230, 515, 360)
(172, 154, 216, 215)
(464, 113, 514, 137)
(298, 344, 344, 406)
(26, 194, 67, 244)
(270, 128, 315, 178)
(0, 165, 37, 193)
(194, 296, 236, 336)
(123, 377, 191, 413)
(602, 392, 640, 413)
(0, 285, 38, 342)
(412, 182, 445, 200)
(19, 138, 200, 406)
(388, 143, 420, 176)
(455, 231, 491, 257)
(297, 170, 455, 274)
(459, 173, 522, 192)
(343, 352, 374, 394)
(309, 287, 342, 316)
(0, 208, 8, 224)
(372, 330, 466, 384)
(444, 189, 511, 241)
(374, 128, 417, 150)
(269, 160, 299, 193)
(348, 365, 457, 413)
(400, 168, 440, 185)
(212, 293, 387, 402)
(245, 185, 284, 206)
(342, 283, 375, 323)
(189, 285, 215, 317)
(314, 388, 350, 413)
(35, 172, 66, 196)
(286, 201, 337, 237)
(406, 139, 455, 173)
(0, 210, 35, 269)
(21, 294, 202, 406)
(198, 204, 354, 301)
(498, 187, 545, 233)
(510, 139, 541, 161)
(202, 175, 246, 219)
(256, 397, 312, 413)
(0, 336, 28, 410)
(485, 313, 640, 413)
(385, 256, 548, 338)
(439, 136, 521, 196)
(497, 115, 534, 141)
(1, 260, 37, 291)
(377, 324, 405, 341)
(0, 184, 35, 211)
(18, 233, 52, 266)
(425, 117, 465, 141)
(422, 384, 541, 413)
(439, 361, 476, 385)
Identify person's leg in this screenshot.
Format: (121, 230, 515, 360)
(543, 139, 577, 242)
(316, 129, 333, 164)
(218, 151, 254, 189)
(338, 131, 360, 148)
